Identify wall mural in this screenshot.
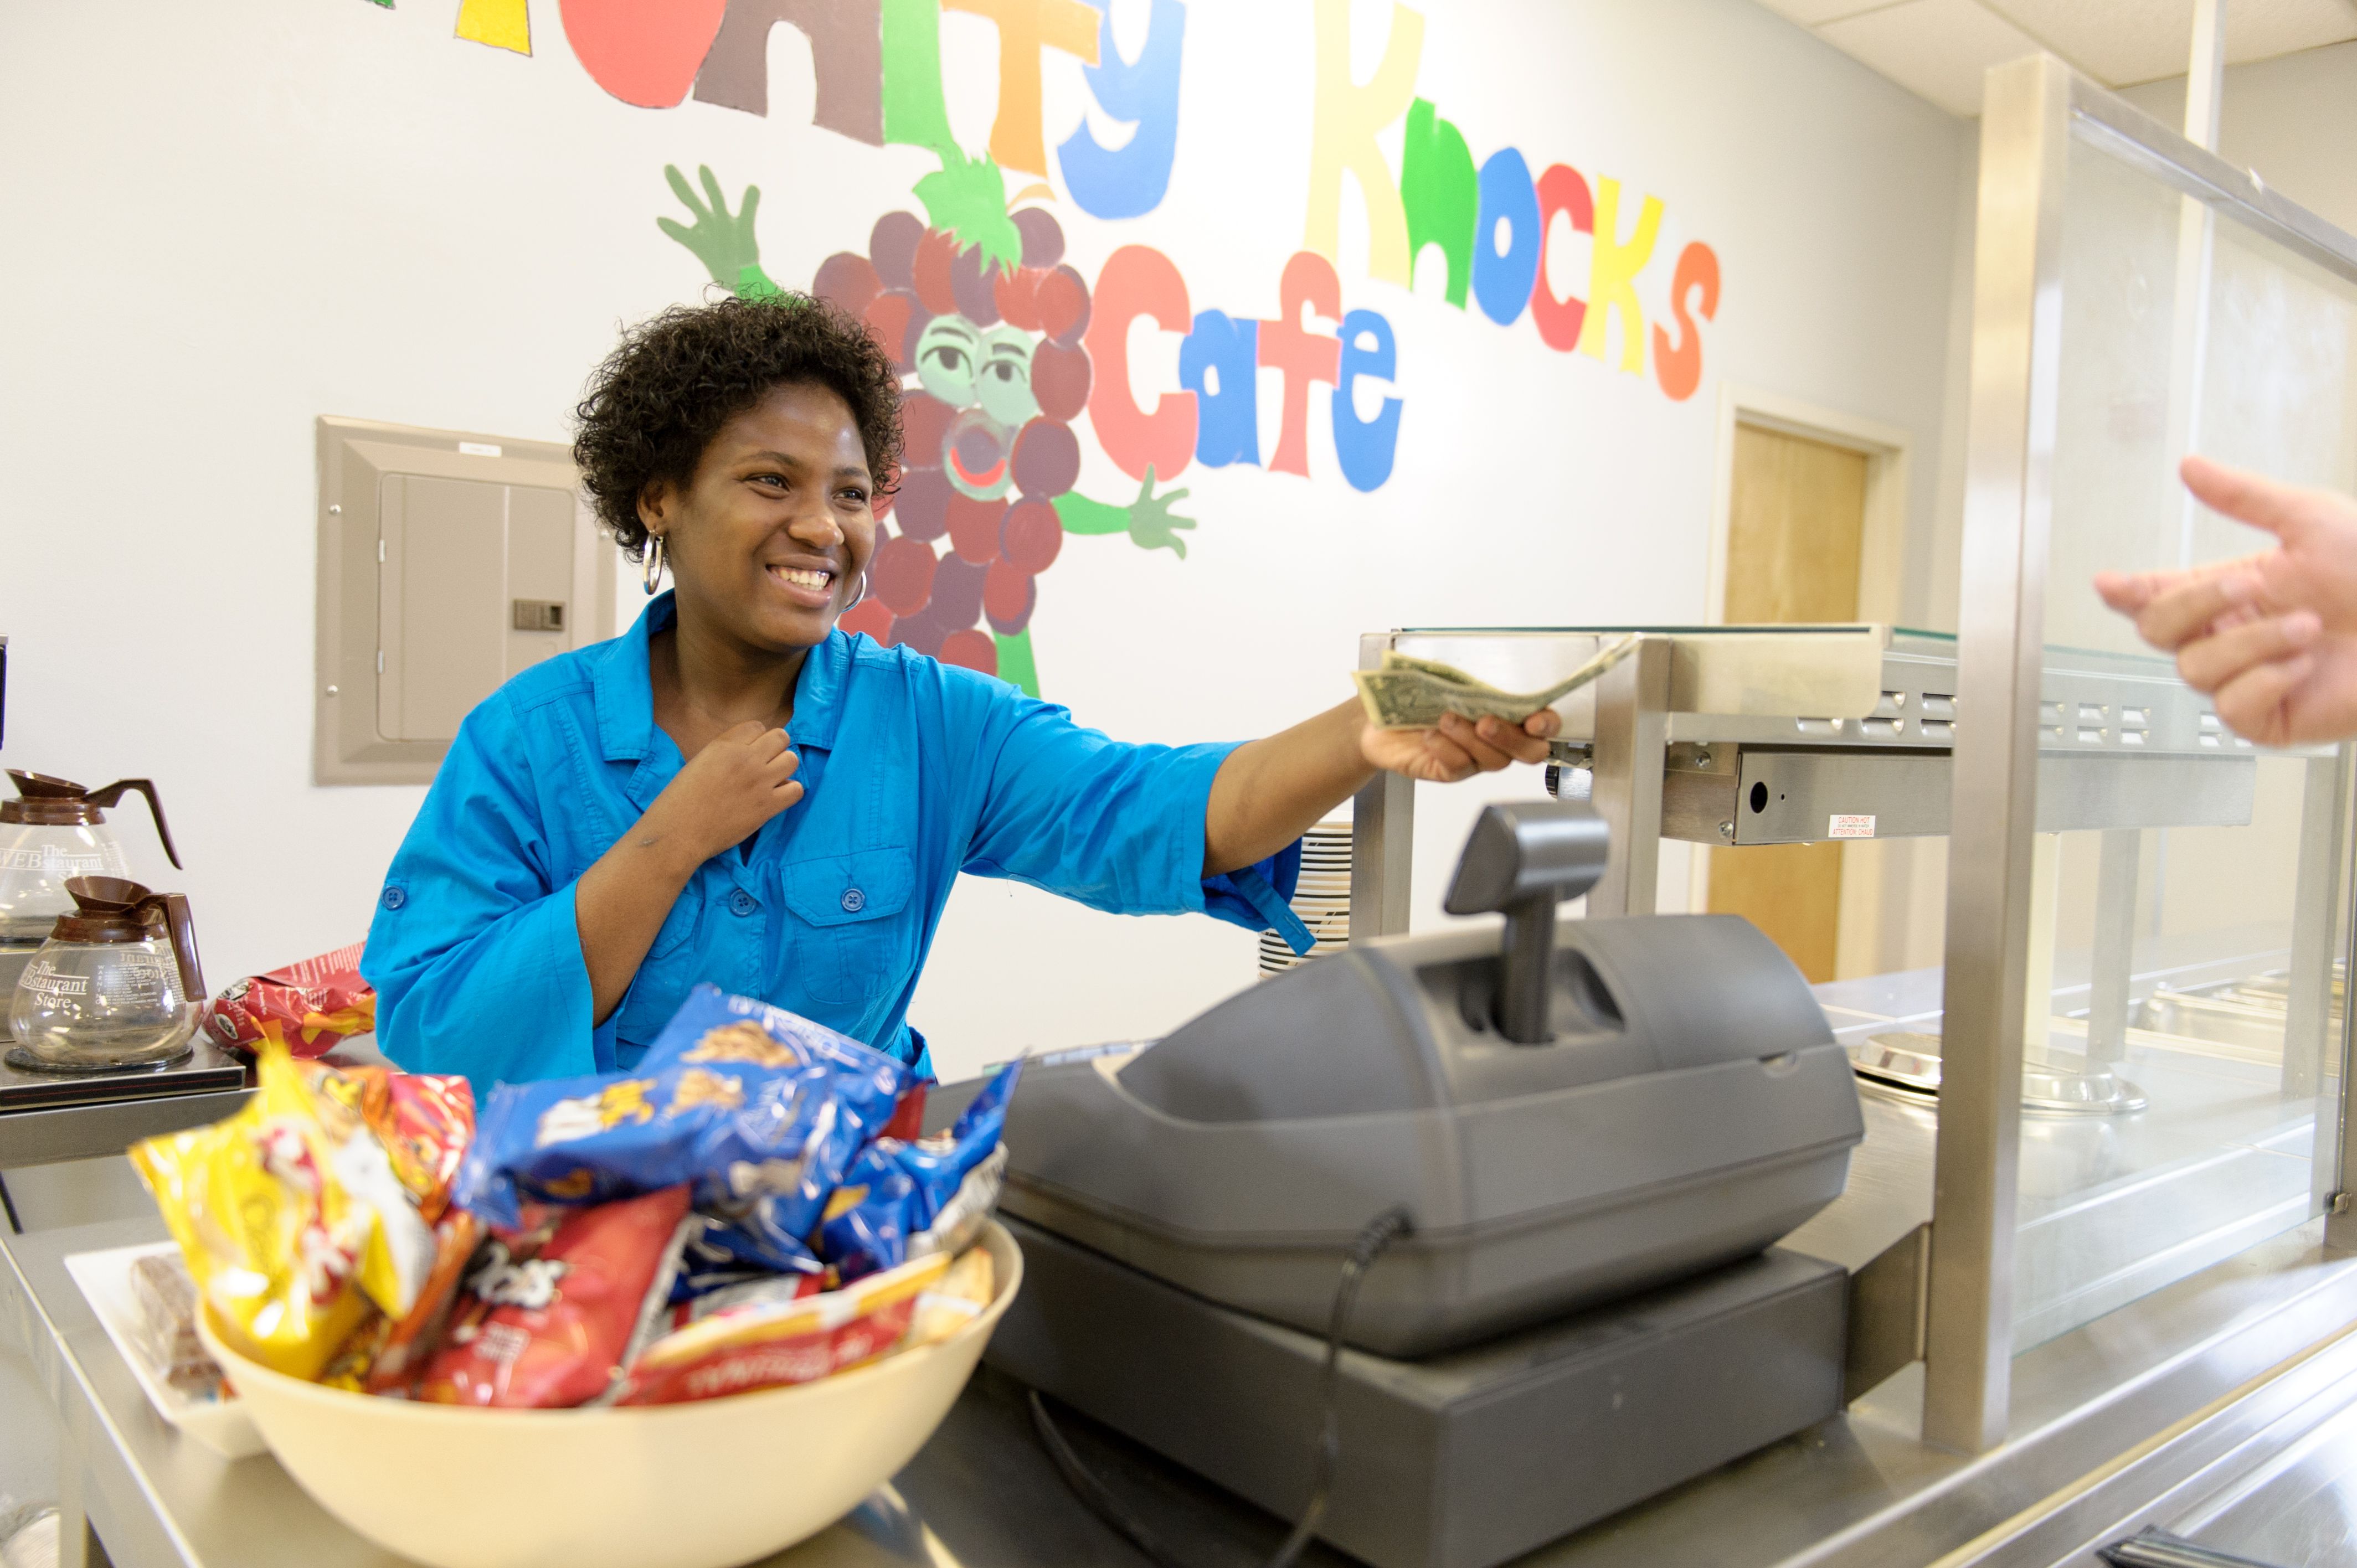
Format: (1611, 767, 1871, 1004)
(406, 0, 1726, 694)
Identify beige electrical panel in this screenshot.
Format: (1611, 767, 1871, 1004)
(316, 417, 617, 785)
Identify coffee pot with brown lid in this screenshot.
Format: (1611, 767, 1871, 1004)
(0, 772, 182, 942)
(7, 876, 207, 1071)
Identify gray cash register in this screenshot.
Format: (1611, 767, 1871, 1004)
(982, 799, 1865, 1568)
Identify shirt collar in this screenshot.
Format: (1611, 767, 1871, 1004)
(591, 592, 853, 760)
(786, 627, 850, 752)
(593, 592, 671, 763)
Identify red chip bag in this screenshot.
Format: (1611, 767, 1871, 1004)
(204, 943, 375, 1059)
(615, 1250, 950, 1407)
(416, 1186, 692, 1409)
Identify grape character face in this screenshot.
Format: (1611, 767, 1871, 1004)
(915, 319, 1039, 427)
(914, 319, 1038, 500)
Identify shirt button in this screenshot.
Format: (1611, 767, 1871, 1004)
(729, 890, 759, 916)
(380, 886, 406, 911)
(840, 888, 866, 914)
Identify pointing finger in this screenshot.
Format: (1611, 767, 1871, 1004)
(2182, 455, 2316, 545)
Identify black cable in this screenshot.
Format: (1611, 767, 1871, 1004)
(1029, 1206, 1414, 1568)
(1028, 1389, 1193, 1568)
(0, 1172, 19, 1235)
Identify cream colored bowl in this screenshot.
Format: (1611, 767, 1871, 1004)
(197, 1221, 1023, 1568)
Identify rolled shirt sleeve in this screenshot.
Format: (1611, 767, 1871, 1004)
(361, 695, 607, 1095)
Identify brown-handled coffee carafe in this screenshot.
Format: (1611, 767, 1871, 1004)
(7, 876, 208, 1072)
(0, 771, 183, 942)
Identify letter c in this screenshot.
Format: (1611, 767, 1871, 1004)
(1083, 246, 1197, 482)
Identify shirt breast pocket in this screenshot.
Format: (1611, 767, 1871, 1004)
(781, 847, 916, 1007)
(615, 893, 702, 1045)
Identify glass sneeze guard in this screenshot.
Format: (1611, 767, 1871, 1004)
(1927, 54, 2357, 1454)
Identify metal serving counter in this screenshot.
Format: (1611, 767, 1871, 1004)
(10, 1144, 2357, 1568)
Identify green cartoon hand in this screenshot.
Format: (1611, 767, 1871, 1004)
(657, 164, 775, 297)
(1126, 467, 1196, 559)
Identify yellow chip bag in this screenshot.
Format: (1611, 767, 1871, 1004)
(130, 1039, 436, 1381)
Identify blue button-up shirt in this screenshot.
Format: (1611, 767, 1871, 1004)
(362, 594, 1306, 1096)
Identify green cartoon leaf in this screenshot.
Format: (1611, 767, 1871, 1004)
(913, 146, 1023, 277)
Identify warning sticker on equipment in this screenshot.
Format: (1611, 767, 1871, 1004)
(1829, 815, 1877, 839)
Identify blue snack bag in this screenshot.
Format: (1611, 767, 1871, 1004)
(816, 1057, 1023, 1280)
(454, 986, 912, 1271)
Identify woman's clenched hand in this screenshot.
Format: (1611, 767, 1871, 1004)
(642, 722, 806, 864)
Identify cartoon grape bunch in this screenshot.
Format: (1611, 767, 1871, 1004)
(658, 158, 1193, 696)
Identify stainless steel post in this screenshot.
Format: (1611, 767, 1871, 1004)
(1587, 637, 1670, 919)
(2283, 754, 2346, 1102)
(1924, 54, 2072, 1457)
(1351, 632, 1415, 941)
(2320, 750, 2357, 1243)
(2085, 829, 2142, 1067)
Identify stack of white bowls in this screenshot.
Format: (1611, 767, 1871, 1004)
(1259, 820, 1352, 977)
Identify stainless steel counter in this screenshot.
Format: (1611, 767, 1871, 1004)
(0, 1209, 1349, 1568)
(11, 1149, 2357, 1568)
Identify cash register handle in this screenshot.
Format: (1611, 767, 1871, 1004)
(1442, 801, 1612, 1044)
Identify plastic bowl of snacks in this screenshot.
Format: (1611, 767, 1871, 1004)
(197, 1218, 1023, 1568)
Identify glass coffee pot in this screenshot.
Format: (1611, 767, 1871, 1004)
(0, 772, 182, 942)
(8, 877, 208, 1071)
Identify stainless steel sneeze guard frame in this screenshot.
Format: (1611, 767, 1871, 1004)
(1936, 55, 2357, 1456)
(1350, 55, 2357, 1465)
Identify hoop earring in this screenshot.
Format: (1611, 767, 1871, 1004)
(841, 570, 866, 611)
(642, 535, 666, 596)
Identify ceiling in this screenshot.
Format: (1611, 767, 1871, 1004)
(1754, 0, 2357, 115)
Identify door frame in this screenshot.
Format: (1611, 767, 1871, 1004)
(1694, 383, 1917, 977)
(1704, 382, 1913, 627)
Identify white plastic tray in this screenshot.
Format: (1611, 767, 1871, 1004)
(64, 1241, 264, 1460)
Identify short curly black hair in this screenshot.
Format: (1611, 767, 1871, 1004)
(573, 293, 903, 561)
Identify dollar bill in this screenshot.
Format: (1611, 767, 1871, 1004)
(1376, 651, 1488, 686)
(1354, 635, 1639, 730)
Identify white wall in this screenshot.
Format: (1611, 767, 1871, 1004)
(0, 0, 1967, 1081)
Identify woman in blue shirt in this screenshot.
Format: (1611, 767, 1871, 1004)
(363, 295, 1558, 1093)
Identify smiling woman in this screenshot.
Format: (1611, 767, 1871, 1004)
(358, 292, 1560, 1094)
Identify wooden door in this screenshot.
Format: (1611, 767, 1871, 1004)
(1707, 424, 1869, 983)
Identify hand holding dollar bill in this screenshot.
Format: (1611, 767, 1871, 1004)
(1353, 636, 1640, 730)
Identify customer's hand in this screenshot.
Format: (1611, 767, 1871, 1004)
(643, 722, 805, 864)
(2095, 456, 2357, 746)
(1360, 709, 1560, 784)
